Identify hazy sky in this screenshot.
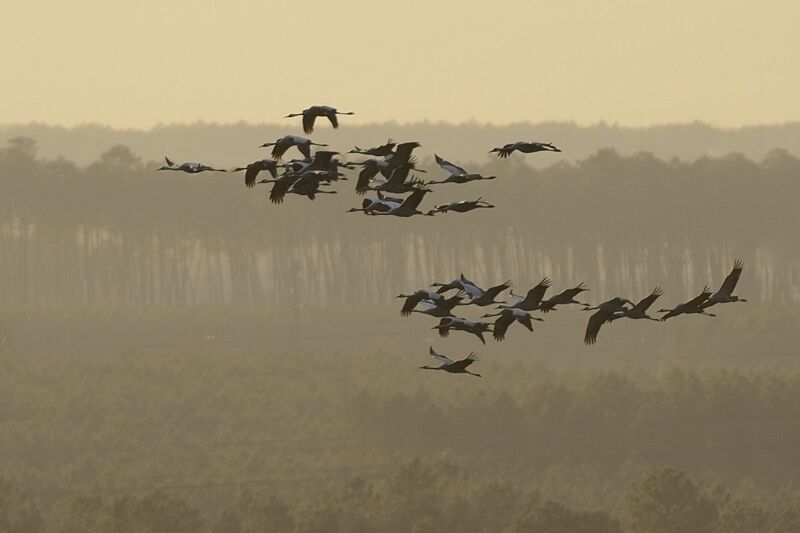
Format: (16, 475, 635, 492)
(2, 0, 798, 128)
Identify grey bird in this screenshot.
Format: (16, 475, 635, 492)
(158, 157, 226, 173)
(420, 347, 482, 377)
(285, 105, 355, 134)
(658, 287, 716, 321)
(482, 308, 543, 341)
(260, 135, 328, 160)
(490, 141, 561, 158)
(700, 260, 747, 309)
(582, 297, 635, 345)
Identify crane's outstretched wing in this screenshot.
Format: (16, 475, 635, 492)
(524, 277, 552, 305)
(686, 287, 712, 308)
(400, 293, 424, 316)
(398, 187, 429, 212)
(484, 281, 512, 300)
(719, 260, 744, 295)
(296, 141, 313, 160)
(327, 112, 339, 129)
(435, 318, 452, 338)
(244, 165, 262, 188)
(269, 178, 294, 204)
(584, 309, 612, 345)
(429, 346, 454, 366)
(302, 113, 316, 134)
(451, 353, 478, 371)
(634, 287, 663, 312)
(492, 313, 514, 341)
(355, 165, 380, 194)
(516, 312, 535, 332)
(271, 139, 292, 159)
(561, 282, 587, 299)
(434, 154, 467, 175)
(392, 142, 421, 164)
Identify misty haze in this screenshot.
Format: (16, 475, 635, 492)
(3, 1, 800, 532)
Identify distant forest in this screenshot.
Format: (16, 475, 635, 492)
(2, 120, 800, 166)
(1, 135, 798, 314)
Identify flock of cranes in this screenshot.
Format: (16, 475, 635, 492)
(157, 105, 560, 215)
(156, 105, 746, 377)
(409, 261, 747, 375)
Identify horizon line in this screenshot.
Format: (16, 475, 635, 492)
(2, 119, 800, 133)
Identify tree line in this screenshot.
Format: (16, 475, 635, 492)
(3, 462, 800, 533)
(1, 137, 798, 313)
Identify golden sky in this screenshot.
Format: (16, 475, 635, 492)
(2, 0, 797, 128)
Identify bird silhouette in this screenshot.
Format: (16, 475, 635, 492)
(285, 105, 355, 134)
(420, 347, 482, 377)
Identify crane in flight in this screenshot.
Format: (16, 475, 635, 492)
(427, 154, 497, 184)
(498, 278, 552, 312)
(582, 297, 635, 345)
(609, 287, 663, 322)
(260, 135, 328, 160)
(540, 282, 590, 312)
(658, 287, 716, 321)
(700, 260, 747, 309)
(158, 157, 226, 173)
(420, 347, 482, 377)
(426, 198, 495, 215)
(481, 308, 543, 341)
(433, 317, 493, 344)
(371, 188, 434, 218)
(232, 158, 280, 188)
(349, 139, 396, 157)
(285, 105, 355, 134)
(490, 141, 561, 158)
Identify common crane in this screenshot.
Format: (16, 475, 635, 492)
(498, 277, 552, 311)
(372, 188, 433, 217)
(427, 154, 497, 184)
(481, 308, 543, 341)
(433, 317, 493, 345)
(285, 106, 355, 134)
(347, 195, 402, 215)
(490, 141, 561, 158)
(354, 161, 427, 195)
(267, 171, 337, 204)
(583, 297, 635, 345)
(420, 347, 481, 377)
(260, 135, 328, 160)
(658, 287, 716, 321)
(410, 292, 466, 318)
(157, 157, 226, 173)
(349, 139, 396, 157)
(430, 274, 469, 294)
(458, 279, 513, 307)
(232, 158, 280, 188)
(540, 283, 590, 312)
(426, 198, 495, 215)
(609, 287, 663, 322)
(700, 260, 747, 309)
(396, 290, 445, 317)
